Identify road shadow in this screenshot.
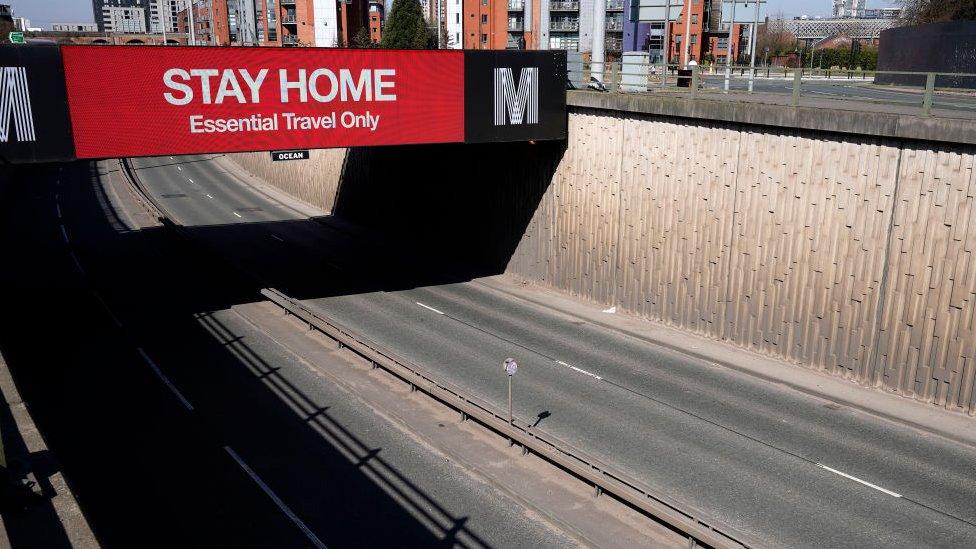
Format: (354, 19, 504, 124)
(0, 159, 537, 547)
(160, 139, 565, 302)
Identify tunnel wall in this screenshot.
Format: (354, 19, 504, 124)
(224, 108, 976, 415)
(225, 149, 346, 213)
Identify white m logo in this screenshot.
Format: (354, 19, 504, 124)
(494, 67, 539, 126)
(0, 67, 36, 143)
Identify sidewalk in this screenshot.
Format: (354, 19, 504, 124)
(0, 350, 98, 548)
(480, 275, 976, 449)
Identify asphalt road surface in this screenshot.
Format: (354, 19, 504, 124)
(0, 161, 579, 548)
(123, 154, 976, 548)
(699, 75, 976, 113)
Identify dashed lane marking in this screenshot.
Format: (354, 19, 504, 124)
(59, 224, 69, 244)
(270, 234, 284, 242)
(136, 347, 195, 411)
(233, 212, 243, 218)
(224, 446, 327, 549)
(69, 251, 85, 277)
(92, 292, 123, 329)
(816, 463, 902, 498)
(554, 360, 603, 380)
(415, 302, 445, 315)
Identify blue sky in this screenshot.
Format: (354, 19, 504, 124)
(12, 0, 900, 30)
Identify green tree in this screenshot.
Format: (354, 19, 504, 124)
(900, 0, 976, 25)
(381, 0, 433, 49)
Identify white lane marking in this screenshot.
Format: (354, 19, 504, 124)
(188, 178, 194, 184)
(816, 463, 902, 497)
(55, 204, 62, 219)
(136, 347, 194, 411)
(415, 302, 445, 315)
(169, 156, 174, 159)
(59, 224, 69, 243)
(177, 166, 183, 172)
(69, 251, 86, 277)
(555, 360, 603, 380)
(233, 212, 243, 218)
(270, 234, 284, 242)
(206, 194, 214, 199)
(224, 446, 328, 549)
(92, 292, 123, 328)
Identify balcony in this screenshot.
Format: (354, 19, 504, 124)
(282, 35, 298, 45)
(549, 1, 579, 10)
(605, 19, 623, 31)
(508, 20, 523, 31)
(550, 19, 579, 31)
(606, 0, 624, 10)
(605, 37, 622, 51)
(508, 1, 524, 10)
(282, 15, 297, 24)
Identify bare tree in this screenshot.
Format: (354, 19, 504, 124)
(900, 0, 976, 25)
(758, 14, 798, 57)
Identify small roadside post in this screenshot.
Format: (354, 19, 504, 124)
(504, 358, 517, 427)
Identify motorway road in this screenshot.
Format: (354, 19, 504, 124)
(126, 153, 976, 548)
(0, 162, 579, 548)
(698, 75, 976, 114)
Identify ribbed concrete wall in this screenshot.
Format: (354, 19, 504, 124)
(226, 149, 346, 213)
(508, 108, 976, 415)
(223, 109, 976, 415)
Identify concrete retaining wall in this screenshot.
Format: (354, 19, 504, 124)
(224, 104, 976, 415)
(225, 148, 347, 213)
(508, 108, 976, 414)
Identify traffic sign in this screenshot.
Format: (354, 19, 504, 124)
(8, 32, 24, 44)
(504, 358, 518, 376)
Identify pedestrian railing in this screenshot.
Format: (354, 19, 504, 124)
(549, 1, 580, 10)
(567, 60, 976, 119)
(550, 20, 581, 31)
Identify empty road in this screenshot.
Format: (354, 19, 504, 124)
(123, 154, 976, 548)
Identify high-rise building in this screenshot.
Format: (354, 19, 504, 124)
(92, 0, 150, 32)
(832, 0, 865, 18)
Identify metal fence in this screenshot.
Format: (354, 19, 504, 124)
(568, 60, 976, 119)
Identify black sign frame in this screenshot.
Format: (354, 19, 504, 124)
(0, 45, 75, 164)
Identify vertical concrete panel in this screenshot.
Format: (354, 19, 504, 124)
(725, 130, 898, 377)
(877, 144, 976, 412)
(534, 110, 623, 306)
(615, 115, 739, 338)
(225, 149, 347, 213)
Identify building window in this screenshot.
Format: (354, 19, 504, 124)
(481, 14, 487, 23)
(718, 36, 728, 50)
(691, 14, 697, 24)
(690, 34, 697, 45)
(481, 33, 487, 43)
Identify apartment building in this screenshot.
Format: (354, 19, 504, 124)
(174, 0, 376, 47)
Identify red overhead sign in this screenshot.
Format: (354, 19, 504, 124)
(61, 46, 465, 158)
